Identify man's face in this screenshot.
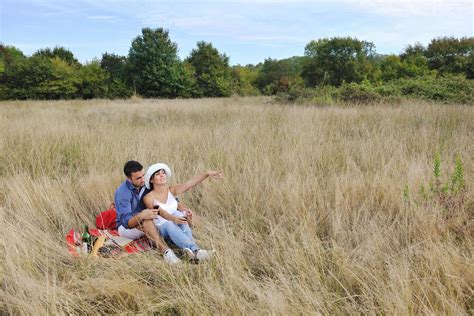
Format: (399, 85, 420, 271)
(128, 170, 145, 189)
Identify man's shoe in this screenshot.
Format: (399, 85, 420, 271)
(195, 249, 214, 261)
(183, 248, 196, 260)
(163, 249, 181, 264)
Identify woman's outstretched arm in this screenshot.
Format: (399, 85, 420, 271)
(171, 170, 223, 195)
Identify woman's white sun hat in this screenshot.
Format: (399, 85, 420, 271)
(145, 163, 172, 189)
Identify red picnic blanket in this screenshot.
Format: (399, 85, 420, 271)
(65, 228, 154, 258)
(66, 205, 154, 258)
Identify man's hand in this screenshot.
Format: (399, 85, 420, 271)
(140, 209, 160, 221)
(207, 170, 223, 179)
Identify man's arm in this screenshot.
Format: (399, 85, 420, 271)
(115, 193, 158, 229)
(127, 212, 144, 229)
(114, 187, 141, 229)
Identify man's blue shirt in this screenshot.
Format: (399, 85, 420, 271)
(114, 180, 142, 229)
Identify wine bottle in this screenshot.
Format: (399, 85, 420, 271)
(81, 225, 92, 254)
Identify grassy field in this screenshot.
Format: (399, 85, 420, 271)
(0, 97, 473, 314)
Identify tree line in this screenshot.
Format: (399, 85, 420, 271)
(0, 28, 473, 103)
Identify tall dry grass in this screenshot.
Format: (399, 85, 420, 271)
(0, 97, 472, 314)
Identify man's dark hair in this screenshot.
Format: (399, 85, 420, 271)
(123, 160, 143, 177)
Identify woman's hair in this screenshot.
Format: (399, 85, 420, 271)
(148, 170, 160, 190)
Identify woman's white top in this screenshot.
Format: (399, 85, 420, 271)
(152, 190, 181, 226)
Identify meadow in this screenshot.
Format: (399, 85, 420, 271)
(0, 97, 472, 314)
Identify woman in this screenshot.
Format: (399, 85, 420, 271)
(142, 163, 222, 261)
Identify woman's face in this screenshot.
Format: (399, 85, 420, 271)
(151, 169, 167, 185)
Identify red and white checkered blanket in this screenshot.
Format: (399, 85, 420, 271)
(65, 228, 154, 258)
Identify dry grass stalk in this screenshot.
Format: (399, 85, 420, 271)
(0, 97, 472, 314)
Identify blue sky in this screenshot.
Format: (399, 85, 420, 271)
(1, 0, 472, 65)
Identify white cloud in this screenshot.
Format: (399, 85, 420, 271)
(6, 0, 472, 63)
(28, 0, 469, 41)
(21, 0, 474, 20)
(90, 1, 471, 40)
(25, 0, 82, 16)
(342, 0, 473, 18)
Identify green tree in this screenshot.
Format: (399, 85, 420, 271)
(380, 55, 403, 81)
(0, 44, 25, 73)
(379, 47, 432, 82)
(231, 65, 260, 96)
(399, 43, 432, 78)
(36, 57, 79, 99)
(32, 46, 80, 66)
(101, 53, 128, 80)
(128, 27, 194, 98)
(185, 41, 233, 97)
(400, 43, 426, 60)
(425, 37, 474, 75)
(302, 37, 376, 87)
(0, 55, 50, 99)
(255, 57, 306, 95)
(400, 54, 432, 78)
(0, 55, 79, 100)
(77, 60, 108, 99)
(466, 52, 474, 79)
(100, 53, 132, 98)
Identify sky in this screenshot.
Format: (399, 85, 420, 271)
(1, 0, 473, 66)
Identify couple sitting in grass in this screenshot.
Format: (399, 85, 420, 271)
(114, 160, 223, 264)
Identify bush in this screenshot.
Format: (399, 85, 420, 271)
(277, 76, 473, 105)
(337, 82, 381, 104)
(395, 75, 473, 104)
(276, 85, 338, 105)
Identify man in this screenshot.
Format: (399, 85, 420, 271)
(114, 160, 181, 264)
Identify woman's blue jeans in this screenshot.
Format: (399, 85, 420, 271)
(158, 212, 199, 252)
